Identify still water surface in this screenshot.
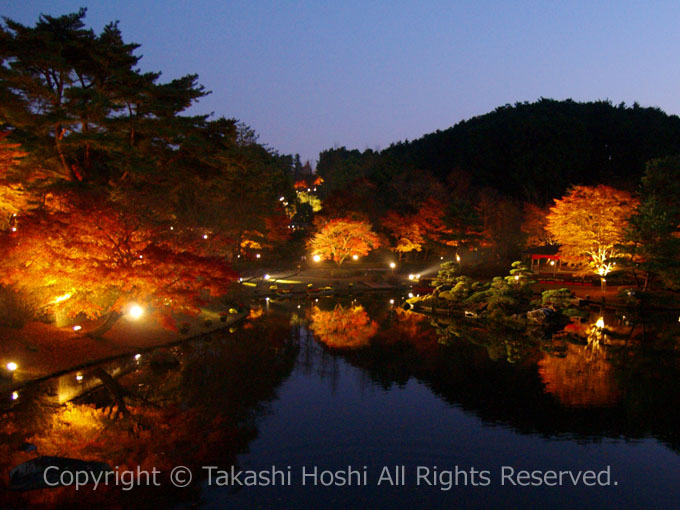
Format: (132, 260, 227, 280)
(2, 296, 679, 509)
(207, 299, 680, 509)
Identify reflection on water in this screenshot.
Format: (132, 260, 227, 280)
(0, 317, 298, 509)
(1, 296, 679, 509)
(308, 304, 378, 349)
(538, 342, 621, 407)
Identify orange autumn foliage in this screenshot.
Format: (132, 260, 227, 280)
(382, 211, 425, 256)
(309, 304, 378, 349)
(0, 132, 29, 223)
(0, 193, 237, 325)
(308, 218, 380, 265)
(546, 185, 637, 276)
(537, 342, 621, 407)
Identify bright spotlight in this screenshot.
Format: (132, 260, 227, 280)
(352, 254, 359, 261)
(313, 254, 321, 262)
(128, 304, 144, 320)
(6, 362, 18, 372)
(389, 262, 396, 269)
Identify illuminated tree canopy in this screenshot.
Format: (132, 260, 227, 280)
(308, 218, 380, 265)
(0, 191, 237, 328)
(0, 10, 295, 328)
(546, 185, 637, 277)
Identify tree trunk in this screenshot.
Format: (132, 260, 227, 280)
(84, 311, 122, 338)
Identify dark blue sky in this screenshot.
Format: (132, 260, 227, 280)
(5, 1, 680, 165)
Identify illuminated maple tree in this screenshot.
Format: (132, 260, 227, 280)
(546, 185, 637, 278)
(0, 132, 29, 228)
(308, 218, 380, 265)
(416, 199, 458, 248)
(382, 211, 425, 260)
(0, 192, 237, 329)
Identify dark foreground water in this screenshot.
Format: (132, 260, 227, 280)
(2, 296, 680, 509)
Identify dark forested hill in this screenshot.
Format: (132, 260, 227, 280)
(318, 99, 680, 205)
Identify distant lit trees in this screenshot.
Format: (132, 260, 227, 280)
(382, 212, 425, 260)
(308, 218, 380, 265)
(546, 185, 637, 278)
(521, 203, 555, 247)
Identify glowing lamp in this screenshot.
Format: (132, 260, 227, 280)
(6, 362, 18, 372)
(11, 227, 17, 232)
(256, 253, 261, 259)
(352, 254, 359, 261)
(203, 234, 208, 240)
(408, 274, 414, 280)
(134, 354, 142, 361)
(279, 196, 285, 201)
(128, 304, 144, 320)
(73, 325, 82, 332)
(595, 317, 605, 329)
(389, 262, 396, 269)
(389, 299, 395, 304)
(550, 260, 555, 266)
(408, 292, 414, 298)
(416, 274, 420, 280)
(264, 274, 271, 280)
(11, 391, 18, 401)
(514, 275, 520, 281)
(313, 254, 321, 262)
(456, 254, 461, 263)
(76, 373, 83, 382)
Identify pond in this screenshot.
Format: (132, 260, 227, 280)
(2, 295, 679, 509)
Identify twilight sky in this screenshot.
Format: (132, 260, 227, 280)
(4, 1, 680, 165)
